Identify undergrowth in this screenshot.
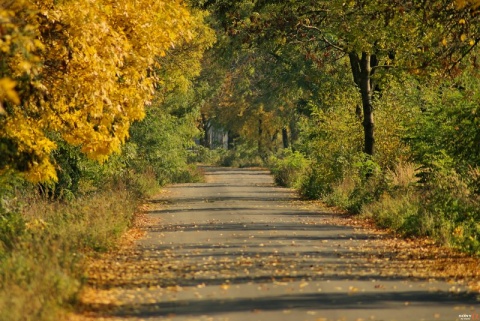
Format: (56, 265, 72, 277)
(0, 171, 159, 321)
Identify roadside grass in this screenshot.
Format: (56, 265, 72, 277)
(0, 172, 158, 321)
(270, 156, 480, 256)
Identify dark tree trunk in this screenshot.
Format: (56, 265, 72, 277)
(257, 118, 263, 155)
(282, 127, 289, 149)
(227, 130, 236, 150)
(200, 114, 211, 148)
(348, 51, 377, 156)
(289, 118, 299, 150)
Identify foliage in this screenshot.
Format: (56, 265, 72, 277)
(0, 0, 201, 183)
(362, 162, 480, 254)
(0, 3, 213, 319)
(218, 142, 265, 168)
(192, 0, 480, 256)
(190, 146, 228, 165)
(269, 149, 309, 188)
(198, 0, 480, 157)
(0, 167, 157, 321)
(405, 72, 480, 175)
(129, 111, 200, 186)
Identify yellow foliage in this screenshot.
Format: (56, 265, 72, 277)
(0, 0, 211, 182)
(455, 0, 480, 9)
(0, 78, 20, 106)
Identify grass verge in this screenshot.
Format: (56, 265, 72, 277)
(0, 173, 158, 321)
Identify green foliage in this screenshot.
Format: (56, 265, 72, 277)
(405, 73, 480, 175)
(129, 110, 200, 186)
(300, 165, 334, 200)
(214, 142, 265, 168)
(362, 161, 480, 254)
(0, 210, 25, 254)
(0, 177, 146, 321)
(190, 146, 229, 165)
(269, 149, 309, 188)
(321, 154, 385, 213)
(0, 172, 28, 255)
(362, 193, 422, 235)
(422, 168, 480, 251)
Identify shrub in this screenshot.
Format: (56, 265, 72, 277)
(421, 168, 480, 252)
(323, 176, 356, 209)
(220, 143, 265, 168)
(362, 193, 422, 236)
(299, 165, 334, 199)
(269, 150, 309, 188)
(190, 146, 228, 165)
(362, 160, 480, 255)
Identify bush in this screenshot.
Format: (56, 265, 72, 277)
(361, 160, 480, 254)
(221, 144, 265, 168)
(269, 150, 309, 188)
(323, 176, 356, 209)
(299, 165, 334, 199)
(190, 146, 228, 165)
(362, 193, 422, 236)
(308, 153, 385, 213)
(0, 210, 25, 253)
(421, 168, 480, 252)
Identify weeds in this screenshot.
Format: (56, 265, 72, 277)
(360, 162, 480, 254)
(0, 169, 159, 321)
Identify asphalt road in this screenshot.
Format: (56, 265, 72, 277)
(95, 167, 479, 321)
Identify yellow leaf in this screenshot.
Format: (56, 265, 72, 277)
(220, 283, 230, 290)
(460, 34, 467, 42)
(0, 78, 20, 105)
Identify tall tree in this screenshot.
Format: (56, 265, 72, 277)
(197, 0, 480, 156)
(0, 0, 207, 182)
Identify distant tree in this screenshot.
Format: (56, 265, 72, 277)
(197, 0, 480, 156)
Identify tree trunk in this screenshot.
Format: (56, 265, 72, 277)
(348, 51, 376, 156)
(258, 118, 263, 155)
(282, 127, 289, 149)
(227, 130, 236, 150)
(200, 114, 211, 148)
(289, 118, 299, 151)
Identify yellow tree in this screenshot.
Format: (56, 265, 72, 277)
(0, 0, 204, 182)
(456, 0, 480, 8)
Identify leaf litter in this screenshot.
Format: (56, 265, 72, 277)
(69, 197, 480, 320)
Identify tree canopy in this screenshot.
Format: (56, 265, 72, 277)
(0, 0, 210, 182)
(196, 0, 480, 155)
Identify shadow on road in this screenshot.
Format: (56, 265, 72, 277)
(81, 167, 480, 321)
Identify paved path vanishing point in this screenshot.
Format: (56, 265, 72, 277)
(82, 167, 480, 321)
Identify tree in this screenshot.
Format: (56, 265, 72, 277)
(197, 0, 480, 156)
(0, 0, 201, 182)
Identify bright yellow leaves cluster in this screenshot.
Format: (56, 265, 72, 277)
(0, 0, 210, 182)
(455, 0, 480, 9)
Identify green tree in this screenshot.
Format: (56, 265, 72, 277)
(197, 0, 480, 156)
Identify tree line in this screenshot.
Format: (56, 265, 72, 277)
(0, 1, 479, 319)
(194, 0, 480, 254)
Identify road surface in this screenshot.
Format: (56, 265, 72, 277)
(83, 167, 479, 321)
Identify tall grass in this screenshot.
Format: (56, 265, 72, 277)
(0, 171, 159, 321)
(270, 153, 480, 255)
(361, 163, 480, 254)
